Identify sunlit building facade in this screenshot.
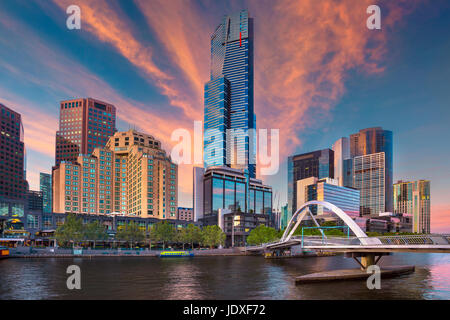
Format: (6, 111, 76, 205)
(394, 180, 430, 234)
(55, 98, 116, 165)
(53, 130, 177, 219)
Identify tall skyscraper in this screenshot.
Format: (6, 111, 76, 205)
(0, 103, 27, 200)
(55, 98, 116, 165)
(27, 190, 43, 212)
(332, 137, 350, 187)
(53, 129, 177, 219)
(287, 149, 334, 215)
(39, 173, 52, 213)
(350, 127, 393, 214)
(394, 180, 430, 233)
(204, 10, 255, 178)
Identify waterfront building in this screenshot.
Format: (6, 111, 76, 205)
(27, 190, 43, 212)
(353, 152, 387, 215)
(350, 127, 393, 213)
(204, 9, 256, 177)
(0, 103, 27, 201)
(393, 180, 431, 233)
(280, 204, 289, 230)
(296, 177, 360, 217)
(287, 149, 334, 216)
(52, 129, 177, 219)
(40, 173, 52, 213)
(55, 98, 116, 165)
(332, 137, 350, 187)
(177, 207, 194, 221)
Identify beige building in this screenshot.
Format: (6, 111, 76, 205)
(53, 129, 177, 219)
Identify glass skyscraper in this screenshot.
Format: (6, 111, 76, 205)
(39, 173, 52, 213)
(287, 149, 334, 215)
(204, 10, 255, 178)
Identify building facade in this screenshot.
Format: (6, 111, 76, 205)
(204, 10, 256, 177)
(353, 152, 386, 216)
(287, 149, 334, 216)
(27, 190, 43, 212)
(394, 180, 431, 233)
(55, 98, 116, 165)
(332, 137, 350, 187)
(53, 129, 177, 219)
(40, 173, 52, 213)
(0, 104, 27, 200)
(177, 207, 194, 221)
(350, 127, 393, 213)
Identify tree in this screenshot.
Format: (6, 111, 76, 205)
(177, 228, 189, 250)
(154, 221, 176, 250)
(246, 225, 279, 245)
(83, 221, 108, 242)
(55, 214, 84, 247)
(186, 224, 202, 250)
(201, 225, 226, 249)
(116, 221, 145, 248)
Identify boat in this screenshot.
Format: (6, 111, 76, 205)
(158, 251, 194, 258)
(0, 246, 10, 259)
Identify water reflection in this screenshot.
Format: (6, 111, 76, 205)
(0, 254, 449, 300)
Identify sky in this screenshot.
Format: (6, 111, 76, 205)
(0, 0, 449, 232)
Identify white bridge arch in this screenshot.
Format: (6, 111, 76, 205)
(281, 200, 381, 245)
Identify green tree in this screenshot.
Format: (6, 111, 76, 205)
(186, 224, 202, 250)
(83, 221, 108, 242)
(54, 214, 84, 247)
(116, 221, 145, 248)
(154, 221, 176, 250)
(246, 225, 279, 245)
(201, 225, 226, 249)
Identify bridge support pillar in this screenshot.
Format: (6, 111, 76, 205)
(360, 254, 375, 271)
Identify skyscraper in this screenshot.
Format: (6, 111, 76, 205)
(332, 137, 350, 187)
(39, 173, 52, 213)
(350, 127, 393, 213)
(394, 180, 430, 233)
(55, 98, 116, 165)
(204, 10, 255, 177)
(0, 103, 27, 200)
(287, 149, 334, 215)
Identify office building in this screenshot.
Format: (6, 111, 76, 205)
(40, 173, 52, 213)
(55, 98, 116, 165)
(350, 127, 393, 213)
(299, 178, 360, 217)
(353, 152, 387, 215)
(53, 129, 177, 219)
(332, 137, 350, 187)
(177, 207, 194, 221)
(27, 190, 43, 212)
(204, 10, 256, 177)
(287, 149, 334, 215)
(394, 180, 431, 233)
(193, 166, 205, 222)
(0, 103, 27, 200)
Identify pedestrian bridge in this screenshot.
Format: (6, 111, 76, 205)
(246, 201, 450, 268)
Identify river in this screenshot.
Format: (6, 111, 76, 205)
(1, 253, 449, 299)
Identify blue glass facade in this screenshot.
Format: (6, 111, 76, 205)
(204, 10, 255, 178)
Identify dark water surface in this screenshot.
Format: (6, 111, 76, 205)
(1, 253, 449, 299)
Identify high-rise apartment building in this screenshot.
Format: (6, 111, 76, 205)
(40, 173, 52, 213)
(287, 149, 334, 215)
(350, 127, 393, 213)
(0, 104, 27, 200)
(53, 129, 177, 219)
(55, 98, 116, 165)
(394, 180, 430, 233)
(353, 152, 387, 215)
(204, 10, 255, 177)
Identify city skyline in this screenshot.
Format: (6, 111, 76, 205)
(0, 0, 449, 232)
